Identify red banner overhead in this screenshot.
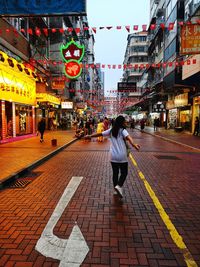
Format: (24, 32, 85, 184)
(0, 0, 86, 16)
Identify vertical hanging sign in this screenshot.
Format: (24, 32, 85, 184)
(60, 40, 85, 79)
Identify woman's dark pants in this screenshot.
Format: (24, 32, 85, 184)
(111, 162, 128, 187)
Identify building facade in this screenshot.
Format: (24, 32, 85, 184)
(129, 0, 200, 132)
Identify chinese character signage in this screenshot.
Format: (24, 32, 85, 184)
(61, 102, 73, 109)
(0, 0, 86, 16)
(180, 24, 200, 55)
(174, 93, 188, 107)
(51, 80, 65, 90)
(117, 82, 136, 92)
(60, 40, 85, 79)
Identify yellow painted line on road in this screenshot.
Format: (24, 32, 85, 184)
(129, 153, 198, 267)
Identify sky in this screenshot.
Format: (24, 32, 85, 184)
(86, 0, 150, 95)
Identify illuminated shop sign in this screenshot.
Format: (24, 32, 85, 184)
(36, 93, 61, 105)
(51, 80, 65, 90)
(60, 40, 85, 79)
(61, 102, 73, 109)
(194, 97, 200, 105)
(0, 63, 36, 105)
(117, 82, 136, 92)
(180, 24, 200, 55)
(174, 93, 188, 107)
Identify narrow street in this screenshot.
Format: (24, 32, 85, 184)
(0, 130, 200, 267)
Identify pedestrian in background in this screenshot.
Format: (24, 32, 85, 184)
(85, 115, 140, 198)
(103, 117, 109, 131)
(38, 117, 46, 143)
(96, 118, 105, 142)
(140, 118, 145, 132)
(130, 118, 135, 131)
(153, 117, 159, 131)
(193, 116, 199, 136)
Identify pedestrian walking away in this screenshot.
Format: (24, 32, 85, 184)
(85, 115, 140, 198)
(96, 118, 105, 142)
(153, 117, 159, 131)
(140, 118, 145, 132)
(193, 116, 199, 136)
(38, 117, 46, 142)
(130, 118, 135, 131)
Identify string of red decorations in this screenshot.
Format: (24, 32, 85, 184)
(84, 99, 140, 106)
(0, 20, 200, 36)
(67, 89, 141, 93)
(30, 59, 197, 69)
(67, 90, 146, 93)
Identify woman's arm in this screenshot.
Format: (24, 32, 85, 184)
(125, 135, 140, 151)
(85, 132, 103, 139)
(85, 128, 111, 140)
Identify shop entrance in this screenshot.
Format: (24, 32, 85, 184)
(5, 102, 13, 138)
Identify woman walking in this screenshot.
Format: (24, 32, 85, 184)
(38, 117, 46, 143)
(85, 115, 140, 198)
(193, 116, 199, 136)
(96, 118, 105, 142)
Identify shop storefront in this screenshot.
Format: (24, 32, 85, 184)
(179, 107, 191, 131)
(168, 108, 178, 129)
(60, 101, 74, 129)
(36, 93, 61, 130)
(149, 102, 166, 127)
(192, 95, 200, 133)
(166, 93, 192, 131)
(0, 51, 36, 143)
(175, 93, 192, 131)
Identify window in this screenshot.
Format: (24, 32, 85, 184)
(172, 0, 177, 10)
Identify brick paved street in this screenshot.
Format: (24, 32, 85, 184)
(0, 129, 200, 266)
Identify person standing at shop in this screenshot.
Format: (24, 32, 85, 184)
(140, 118, 145, 132)
(38, 118, 46, 143)
(193, 116, 199, 136)
(153, 117, 159, 131)
(96, 118, 105, 142)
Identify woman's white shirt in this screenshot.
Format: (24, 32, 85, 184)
(102, 128, 129, 162)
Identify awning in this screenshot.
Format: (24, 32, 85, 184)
(36, 93, 61, 105)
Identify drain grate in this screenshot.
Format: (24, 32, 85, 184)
(7, 171, 42, 189)
(154, 155, 181, 160)
(9, 179, 32, 188)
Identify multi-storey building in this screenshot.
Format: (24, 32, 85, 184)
(146, 0, 199, 131)
(122, 31, 148, 115)
(0, 1, 95, 141)
(0, 16, 53, 141)
(47, 15, 95, 123)
(146, 0, 166, 126)
(182, 0, 200, 133)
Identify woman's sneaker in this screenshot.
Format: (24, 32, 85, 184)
(113, 189, 118, 195)
(115, 185, 123, 198)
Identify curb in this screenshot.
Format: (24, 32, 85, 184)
(0, 138, 78, 189)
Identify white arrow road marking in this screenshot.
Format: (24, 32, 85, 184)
(35, 176, 89, 266)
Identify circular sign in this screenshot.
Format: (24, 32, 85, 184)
(64, 60, 82, 79)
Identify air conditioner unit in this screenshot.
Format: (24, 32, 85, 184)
(157, 8, 164, 17)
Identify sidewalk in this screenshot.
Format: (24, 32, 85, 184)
(0, 130, 77, 187)
(135, 125, 200, 151)
(1, 126, 200, 188)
